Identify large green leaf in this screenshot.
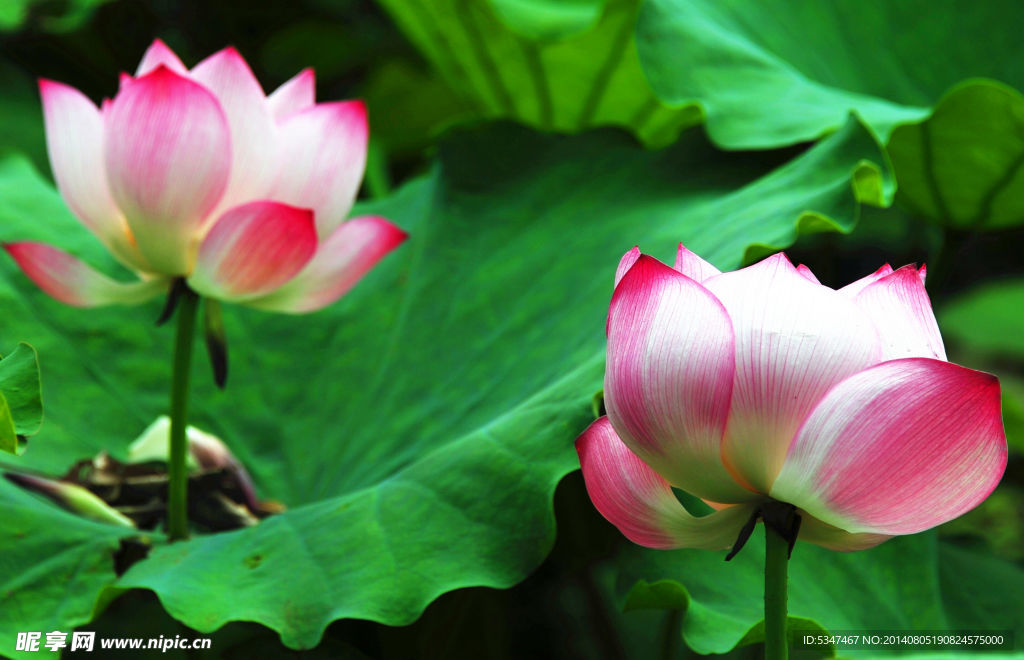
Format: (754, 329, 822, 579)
(888, 81, 1024, 230)
(619, 528, 1024, 656)
(0, 117, 888, 648)
(0, 476, 137, 659)
(375, 0, 700, 146)
(939, 541, 1024, 641)
(0, 342, 42, 454)
(636, 0, 1024, 148)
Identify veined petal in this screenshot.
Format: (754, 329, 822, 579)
(576, 417, 757, 550)
(5, 242, 167, 307)
(853, 265, 946, 361)
(135, 39, 188, 76)
(770, 359, 1007, 535)
(267, 68, 315, 121)
(104, 66, 231, 275)
(38, 79, 144, 270)
(613, 246, 640, 288)
(267, 101, 368, 237)
(605, 255, 753, 503)
(673, 243, 720, 283)
(188, 201, 317, 300)
(797, 513, 891, 551)
(245, 215, 406, 313)
(190, 47, 278, 215)
(839, 264, 893, 297)
(795, 264, 820, 284)
(703, 253, 881, 494)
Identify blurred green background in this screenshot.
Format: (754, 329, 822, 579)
(1, 0, 1023, 658)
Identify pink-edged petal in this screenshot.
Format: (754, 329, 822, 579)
(135, 39, 188, 76)
(771, 359, 1007, 535)
(796, 264, 820, 284)
(613, 246, 640, 288)
(38, 79, 145, 270)
(917, 264, 927, 285)
(267, 68, 315, 121)
(188, 201, 317, 300)
(246, 215, 406, 313)
(267, 101, 368, 237)
(190, 47, 278, 214)
(605, 255, 754, 503)
(104, 66, 231, 275)
(702, 253, 881, 494)
(839, 264, 893, 297)
(576, 417, 757, 550)
(853, 265, 946, 361)
(797, 513, 891, 551)
(5, 243, 167, 307)
(673, 243, 720, 283)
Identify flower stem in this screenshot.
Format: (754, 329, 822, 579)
(167, 285, 199, 541)
(764, 523, 790, 660)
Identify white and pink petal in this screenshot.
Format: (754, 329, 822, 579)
(104, 66, 231, 275)
(576, 417, 757, 550)
(38, 79, 145, 270)
(134, 39, 188, 76)
(853, 265, 946, 361)
(187, 201, 317, 301)
(5, 242, 167, 307)
(839, 264, 894, 298)
(796, 512, 891, 551)
(267, 68, 315, 121)
(245, 215, 406, 314)
(605, 255, 753, 503)
(770, 359, 1007, 536)
(613, 246, 641, 288)
(673, 243, 720, 283)
(795, 264, 820, 284)
(190, 47, 278, 215)
(702, 253, 881, 494)
(267, 101, 368, 237)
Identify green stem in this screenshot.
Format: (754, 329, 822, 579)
(167, 286, 199, 541)
(764, 523, 790, 660)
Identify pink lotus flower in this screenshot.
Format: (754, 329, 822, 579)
(6, 39, 406, 313)
(577, 244, 1007, 551)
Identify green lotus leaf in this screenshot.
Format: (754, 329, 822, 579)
(0, 342, 42, 455)
(636, 0, 1024, 148)
(375, 0, 699, 145)
(889, 81, 1024, 230)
